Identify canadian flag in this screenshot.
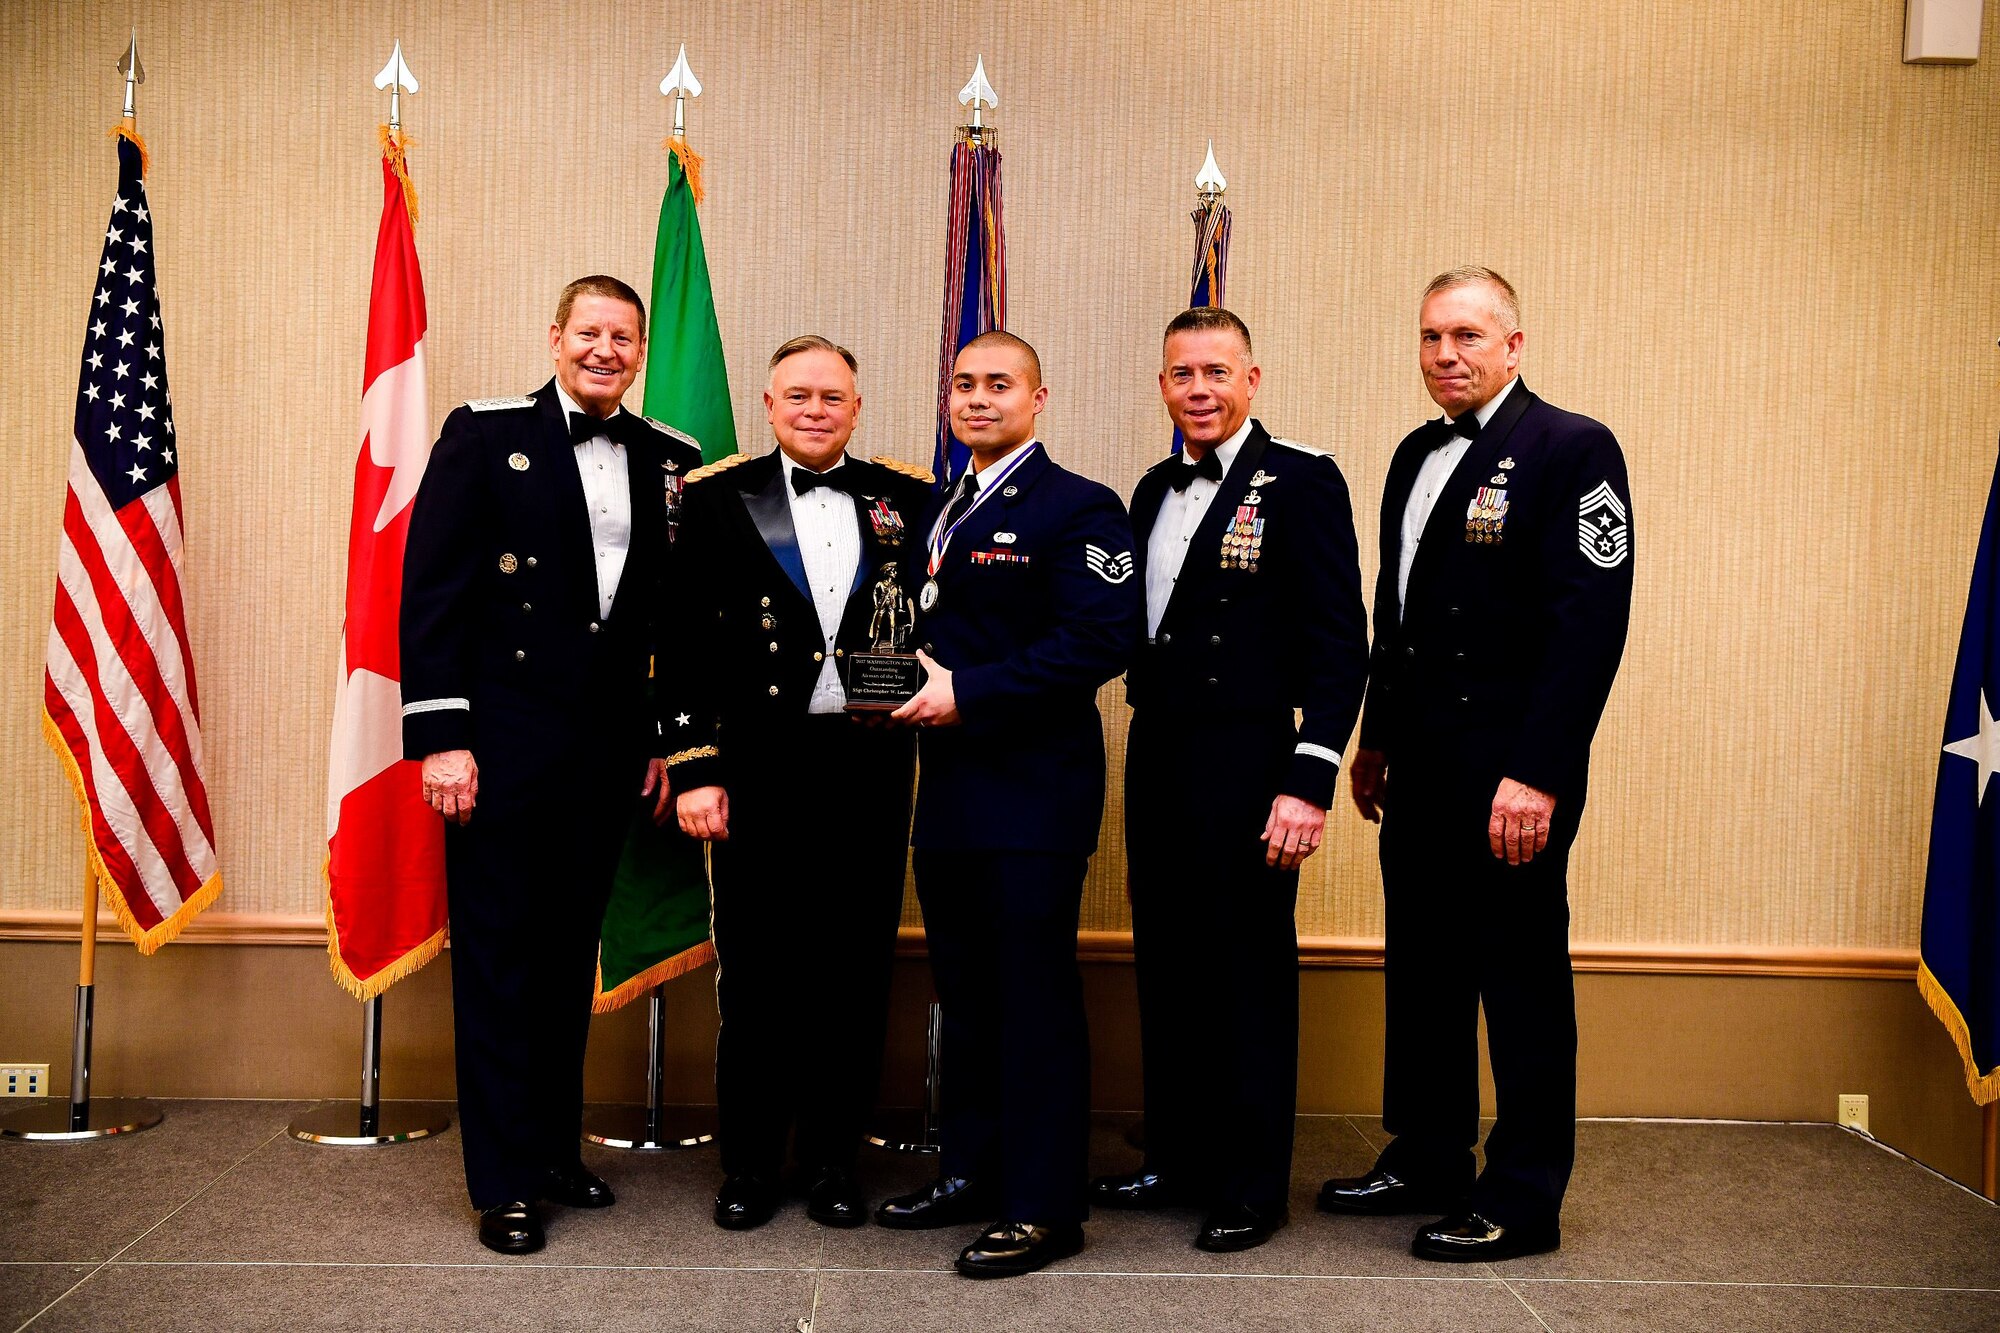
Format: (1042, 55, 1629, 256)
(324, 143, 446, 997)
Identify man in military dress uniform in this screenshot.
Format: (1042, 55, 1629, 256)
(1092, 307, 1369, 1251)
(663, 335, 930, 1232)
(875, 331, 1144, 1279)
(401, 275, 699, 1255)
(1320, 267, 1633, 1261)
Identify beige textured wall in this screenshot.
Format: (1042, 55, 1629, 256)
(4, 1, 1997, 949)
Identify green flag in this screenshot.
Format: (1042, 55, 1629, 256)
(594, 140, 734, 1012)
(643, 146, 735, 463)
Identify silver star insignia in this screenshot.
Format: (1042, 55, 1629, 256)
(675, 713, 692, 727)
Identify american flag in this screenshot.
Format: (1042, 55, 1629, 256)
(43, 129, 220, 951)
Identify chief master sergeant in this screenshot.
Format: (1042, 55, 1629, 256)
(401, 275, 700, 1255)
(1320, 266, 1633, 1263)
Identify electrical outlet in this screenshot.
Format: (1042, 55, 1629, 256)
(1838, 1093, 1870, 1134)
(1, 1064, 50, 1098)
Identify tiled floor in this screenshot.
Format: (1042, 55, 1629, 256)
(3, 1104, 1997, 1330)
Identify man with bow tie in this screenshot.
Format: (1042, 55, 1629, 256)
(661, 335, 930, 1234)
(402, 275, 700, 1254)
(1318, 267, 1633, 1262)
(1090, 306, 1369, 1252)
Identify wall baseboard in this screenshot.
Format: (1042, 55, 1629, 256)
(0, 910, 1918, 981)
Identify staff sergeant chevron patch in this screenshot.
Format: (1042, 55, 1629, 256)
(1578, 481, 1630, 569)
(1085, 544, 1135, 584)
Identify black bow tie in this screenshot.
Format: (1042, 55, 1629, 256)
(1165, 450, 1224, 492)
(569, 410, 621, 446)
(791, 465, 854, 497)
(1443, 413, 1481, 443)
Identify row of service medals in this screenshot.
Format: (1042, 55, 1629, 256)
(1222, 488, 1265, 573)
(1466, 484, 1509, 544)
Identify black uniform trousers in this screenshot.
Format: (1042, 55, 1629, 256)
(914, 849, 1092, 1226)
(1375, 759, 1580, 1229)
(709, 717, 914, 1180)
(445, 754, 635, 1211)
(1126, 709, 1301, 1214)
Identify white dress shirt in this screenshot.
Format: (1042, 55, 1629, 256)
(1145, 417, 1253, 640)
(779, 450, 863, 714)
(554, 383, 632, 622)
(1397, 377, 1517, 614)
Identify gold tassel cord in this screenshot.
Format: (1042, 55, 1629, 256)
(664, 134, 706, 206)
(42, 709, 221, 954)
(109, 120, 150, 178)
(378, 124, 420, 227)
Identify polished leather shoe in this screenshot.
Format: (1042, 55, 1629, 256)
(1411, 1210, 1559, 1263)
(874, 1176, 989, 1230)
(1317, 1169, 1456, 1216)
(1089, 1169, 1187, 1210)
(954, 1220, 1085, 1278)
(541, 1162, 615, 1209)
(477, 1201, 544, 1255)
(714, 1174, 779, 1231)
(805, 1167, 866, 1228)
(1195, 1202, 1285, 1252)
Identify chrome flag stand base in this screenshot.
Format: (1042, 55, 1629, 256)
(583, 984, 715, 1150)
(866, 1001, 943, 1155)
(288, 996, 448, 1146)
(2, 976, 163, 1142)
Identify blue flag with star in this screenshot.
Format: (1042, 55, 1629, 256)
(1921, 448, 2000, 1104)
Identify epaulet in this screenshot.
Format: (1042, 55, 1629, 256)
(1270, 436, 1332, 458)
(640, 415, 699, 449)
(687, 452, 755, 484)
(869, 455, 935, 485)
(466, 396, 536, 412)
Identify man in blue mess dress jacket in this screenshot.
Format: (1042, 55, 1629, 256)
(1092, 307, 1369, 1252)
(661, 335, 930, 1233)
(1319, 267, 1633, 1263)
(400, 275, 698, 1255)
(874, 331, 1144, 1279)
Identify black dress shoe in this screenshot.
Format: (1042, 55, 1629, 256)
(714, 1174, 779, 1231)
(477, 1201, 544, 1255)
(541, 1162, 615, 1209)
(874, 1176, 989, 1230)
(805, 1167, 866, 1228)
(1317, 1169, 1456, 1216)
(1089, 1169, 1187, 1210)
(954, 1220, 1085, 1278)
(1195, 1202, 1285, 1252)
(1411, 1210, 1560, 1263)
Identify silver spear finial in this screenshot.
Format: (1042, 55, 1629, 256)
(117, 30, 145, 121)
(373, 39, 420, 132)
(660, 43, 702, 139)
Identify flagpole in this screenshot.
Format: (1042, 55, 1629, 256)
(1983, 1102, 1996, 1201)
(287, 38, 449, 1150)
(3, 36, 170, 1145)
(581, 46, 719, 1153)
(583, 982, 716, 1150)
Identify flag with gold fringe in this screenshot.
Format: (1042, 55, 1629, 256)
(323, 127, 447, 998)
(1920, 444, 2000, 1105)
(43, 122, 222, 952)
(592, 120, 730, 1012)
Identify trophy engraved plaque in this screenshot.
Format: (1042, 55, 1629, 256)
(845, 561, 925, 711)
